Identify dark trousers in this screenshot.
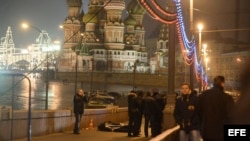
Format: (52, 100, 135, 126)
(134, 113, 142, 135)
(144, 115, 156, 137)
(74, 113, 82, 133)
(154, 114, 163, 136)
(128, 115, 136, 136)
(128, 112, 141, 136)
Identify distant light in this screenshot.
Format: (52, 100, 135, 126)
(54, 40, 60, 44)
(236, 57, 242, 62)
(198, 23, 203, 32)
(21, 49, 29, 53)
(21, 23, 29, 29)
(205, 57, 209, 62)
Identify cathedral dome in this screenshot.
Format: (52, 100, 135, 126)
(127, 0, 146, 15)
(67, 0, 82, 7)
(83, 7, 99, 23)
(124, 14, 137, 25)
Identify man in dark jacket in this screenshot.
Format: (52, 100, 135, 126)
(143, 91, 158, 137)
(153, 89, 166, 136)
(229, 60, 250, 124)
(174, 83, 201, 141)
(73, 89, 88, 134)
(127, 91, 138, 137)
(133, 90, 144, 137)
(198, 76, 234, 141)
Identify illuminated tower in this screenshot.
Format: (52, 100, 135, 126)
(59, 0, 83, 71)
(126, 0, 146, 50)
(59, 0, 150, 73)
(103, 0, 125, 71)
(0, 26, 15, 68)
(103, 0, 125, 50)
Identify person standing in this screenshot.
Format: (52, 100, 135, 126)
(143, 91, 158, 137)
(174, 83, 201, 141)
(73, 89, 88, 134)
(133, 90, 144, 137)
(153, 89, 166, 137)
(127, 91, 138, 137)
(197, 76, 234, 141)
(229, 60, 250, 124)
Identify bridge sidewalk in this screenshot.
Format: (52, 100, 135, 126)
(14, 129, 152, 141)
(14, 119, 152, 141)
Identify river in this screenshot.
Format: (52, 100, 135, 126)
(0, 72, 167, 110)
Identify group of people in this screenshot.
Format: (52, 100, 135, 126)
(174, 76, 234, 141)
(127, 89, 166, 137)
(71, 61, 250, 140)
(174, 60, 250, 141)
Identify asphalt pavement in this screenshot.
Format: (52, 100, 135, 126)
(14, 118, 153, 141)
(13, 128, 152, 141)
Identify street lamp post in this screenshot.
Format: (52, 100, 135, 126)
(90, 58, 94, 94)
(132, 59, 138, 91)
(202, 43, 209, 87)
(189, 0, 194, 89)
(74, 41, 82, 94)
(22, 23, 49, 110)
(202, 43, 208, 70)
(205, 57, 209, 74)
(197, 23, 203, 92)
(75, 54, 78, 94)
(198, 24, 203, 57)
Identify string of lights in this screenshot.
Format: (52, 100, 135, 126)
(138, 0, 177, 24)
(174, 0, 208, 88)
(138, 0, 208, 88)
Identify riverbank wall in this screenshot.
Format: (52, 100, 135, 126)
(0, 106, 128, 141)
(55, 72, 184, 89)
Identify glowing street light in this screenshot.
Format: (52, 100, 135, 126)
(21, 22, 49, 110)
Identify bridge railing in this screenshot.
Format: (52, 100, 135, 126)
(150, 125, 180, 141)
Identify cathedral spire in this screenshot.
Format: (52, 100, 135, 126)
(67, 0, 83, 17)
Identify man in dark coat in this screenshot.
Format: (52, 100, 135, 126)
(127, 91, 138, 137)
(197, 76, 234, 141)
(153, 89, 166, 137)
(133, 90, 144, 137)
(229, 60, 250, 124)
(174, 83, 201, 141)
(73, 89, 88, 134)
(143, 91, 158, 137)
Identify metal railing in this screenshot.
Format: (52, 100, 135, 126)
(0, 72, 32, 141)
(150, 125, 180, 141)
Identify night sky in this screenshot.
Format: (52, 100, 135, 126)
(0, 0, 249, 48)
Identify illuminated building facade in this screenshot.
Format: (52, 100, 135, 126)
(58, 0, 150, 73)
(0, 26, 60, 70)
